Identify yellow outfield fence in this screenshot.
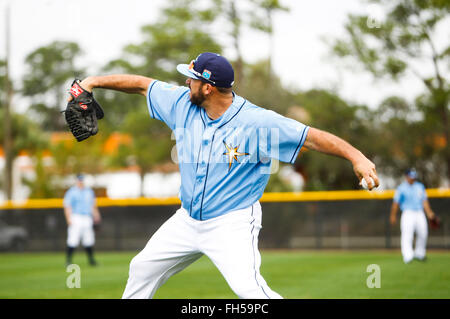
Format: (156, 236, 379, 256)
(1, 189, 448, 251)
(1, 188, 450, 210)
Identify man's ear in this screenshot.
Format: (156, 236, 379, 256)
(203, 83, 214, 96)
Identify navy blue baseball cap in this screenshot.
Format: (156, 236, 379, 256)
(76, 174, 85, 181)
(405, 169, 417, 179)
(176, 52, 234, 88)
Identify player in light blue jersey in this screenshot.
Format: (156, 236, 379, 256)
(63, 174, 101, 266)
(71, 52, 379, 298)
(390, 169, 436, 263)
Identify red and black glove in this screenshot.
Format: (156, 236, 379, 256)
(429, 215, 441, 230)
(64, 79, 104, 142)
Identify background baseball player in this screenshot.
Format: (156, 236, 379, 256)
(64, 174, 101, 266)
(68, 52, 379, 298)
(390, 169, 437, 264)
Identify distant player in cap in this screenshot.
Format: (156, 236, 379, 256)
(69, 52, 379, 298)
(63, 174, 101, 266)
(390, 169, 436, 263)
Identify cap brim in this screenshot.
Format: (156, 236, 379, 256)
(176, 64, 200, 80)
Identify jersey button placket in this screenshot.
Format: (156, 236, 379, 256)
(192, 127, 214, 218)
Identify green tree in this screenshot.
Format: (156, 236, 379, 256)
(22, 41, 84, 131)
(248, 0, 289, 77)
(115, 108, 175, 196)
(237, 59, 294, 114)
(371, 95, 448, 186)
(0, 59, 6, 193)
(292, 89, 373, 190)
(22, 152, 58, 199)
(221, 0, 245, 86)
(0, 58, 14, 199)
(93, 0, 224, 190)
(0, 60, 6, 105)
(214, 0, 289, 88)
(0, 110, 48, 160)
(331, 0, 450, 183)
(106, 0, 222, 82)
(0, 108, 50, 197)
(95, 0, 223, 129)
(50, 132, 108, 178)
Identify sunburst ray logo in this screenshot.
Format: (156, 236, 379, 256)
(223, 140, 249, 172)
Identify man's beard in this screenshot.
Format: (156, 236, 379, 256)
(190, 87, 206, 106)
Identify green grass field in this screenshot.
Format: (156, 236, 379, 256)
(0, 250, 449, 299)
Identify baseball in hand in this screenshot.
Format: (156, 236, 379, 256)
(361, 177, 376, 190)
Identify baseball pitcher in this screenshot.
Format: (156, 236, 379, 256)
(65, 52, 379, 298)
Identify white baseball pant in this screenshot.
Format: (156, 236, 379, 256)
(67, 214, 95, 247)
(122, 201, 282, 299)
(400, 210, 428, 263)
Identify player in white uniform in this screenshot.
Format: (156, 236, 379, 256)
(64, 174, 101, 266)
(390, 169, 436, 263)
(70, 52, 379, 298)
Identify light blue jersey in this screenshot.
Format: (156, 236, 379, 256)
(393, 181, 427, 212)
(64, 186, 96, 216)
(147, 80, 310, 220)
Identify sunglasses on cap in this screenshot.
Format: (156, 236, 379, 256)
(188, 60, 216, 85)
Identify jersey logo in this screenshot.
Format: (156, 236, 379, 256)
(223, 140, 249, 172)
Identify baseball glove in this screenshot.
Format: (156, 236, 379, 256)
(63, 79, 104, 142)
(429, 215, 441, 230)
(93, 222, 101, 232)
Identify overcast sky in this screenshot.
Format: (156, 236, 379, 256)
(1, 0, 449, 111)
